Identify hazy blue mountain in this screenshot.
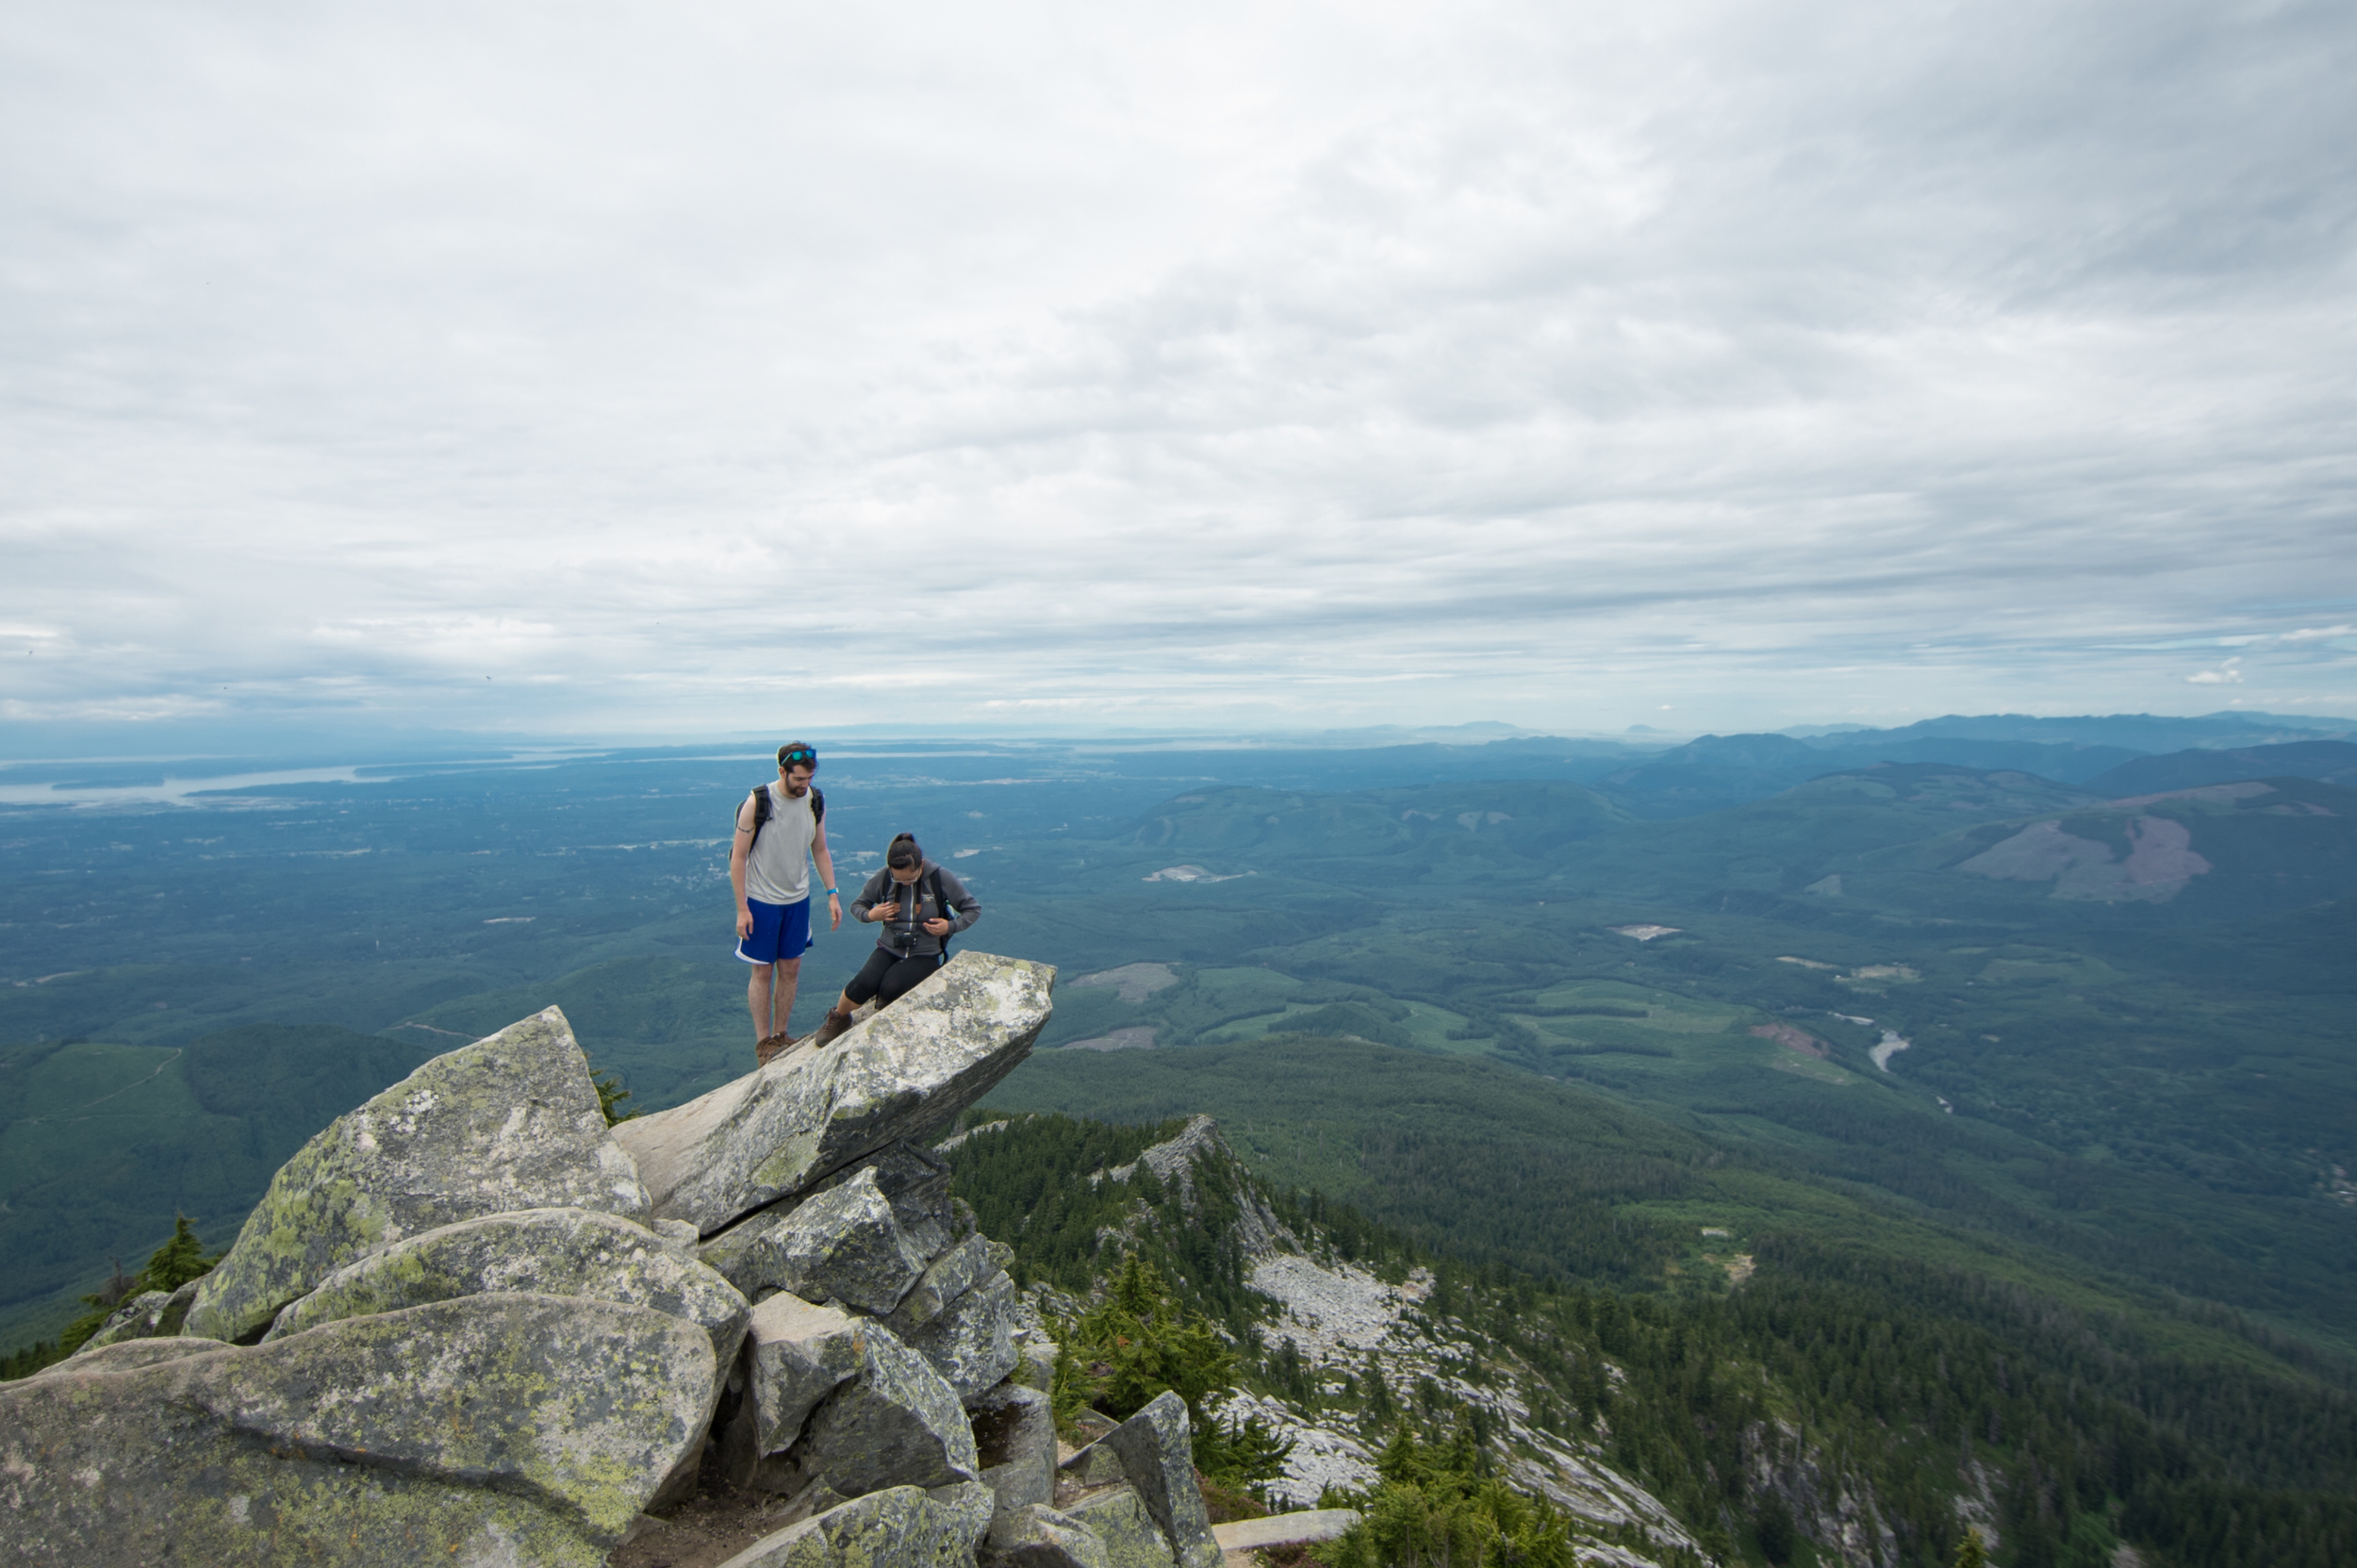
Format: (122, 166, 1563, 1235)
(2086, 739, 2357, 795)
(1801, 710, 2353, 751)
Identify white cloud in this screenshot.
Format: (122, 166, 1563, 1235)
(2187, 658, 2245, 685)
(3, 0, 2355, 740)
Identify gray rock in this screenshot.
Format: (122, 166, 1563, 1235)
(1072, 1393, 1221, 1568)
(762, 1332, 982, 1500)
(77, 1290, 172, 1351)
(802, 1138, 962, 1259)
(727, 1295, 981, 1498)
(1064, 1488, 1177, 1568)
(890, 1232, 997, 1331)
(720, 1294, 867, 1478)
(186, 1007, 651, 1343)
(261, 1207, 750, 1375)
(972, 1381, 1058, 1533)
(1060, 1441, 1129, 1488)
(986, 1504, 1115, 1568)
(701, 1168, 931, 1314)
(614, 953, 1054, 1235)
(1211, 1510, 1362, 1551)
(0, 1292, 714, 1567)
(901, 1268, 1021, 1403)
(29, 1337, 227, 1379)
(713, 1481, 995, 1568)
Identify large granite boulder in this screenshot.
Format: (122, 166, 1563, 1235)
(700, 1167, 931, 1313)
(899, 1267, 1022, 1402)
(987, 1504, 1116, 1568)
(261, 1206, 750, 1373)
(1063, 1393, 1221, 1568)
(801, 1137, 963, 1256)
(186, 1007, 651, 1344)
(724, 1292, 981, 1497)
(0, 1293, 713, 1567)
(716, 1481, 996, 1568)
(1063, 1488, 1177, 1568)
(616, 953, 1053, 1235)
(888, 1230, 997, 1331)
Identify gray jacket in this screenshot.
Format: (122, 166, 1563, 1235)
(850, 860, 980, 959)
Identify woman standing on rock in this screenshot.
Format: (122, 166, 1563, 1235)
(808, 833, 981, 1048)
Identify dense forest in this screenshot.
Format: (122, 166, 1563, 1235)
(945, 1111, 2357, 1568)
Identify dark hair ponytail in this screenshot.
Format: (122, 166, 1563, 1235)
(886, 833, 921, 869)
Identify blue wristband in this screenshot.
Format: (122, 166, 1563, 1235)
(824, 887, 838, 896)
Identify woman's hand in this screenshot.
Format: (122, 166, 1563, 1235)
(922, 916, 952, 936)
(869, 900, 899, 923)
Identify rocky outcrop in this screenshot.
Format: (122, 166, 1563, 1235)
(259, 1206, 750, 1374)
(0, 1294, 712, 1566)
(989, 1504, 1116, 1568)
(702, 1167, 934, 1313)
(3, 951, 1235, 1568)
(185, 1007, 650, 1344)
(721, 1291, 979, 1496)
(1061, 1393, 1222, 1568)
(716, 1482, 997, 1568)
(615, 953, 1054, 1235)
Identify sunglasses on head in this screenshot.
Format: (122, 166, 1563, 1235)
(780, 750, 816, 767)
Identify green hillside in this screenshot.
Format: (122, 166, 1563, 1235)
(950, 1109, 2357, 1568)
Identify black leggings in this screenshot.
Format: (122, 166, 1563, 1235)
(845, 948, 945, 1008)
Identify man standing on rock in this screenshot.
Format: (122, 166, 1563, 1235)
(733, 741, 842, 1064)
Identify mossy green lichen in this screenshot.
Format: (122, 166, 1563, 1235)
(1, 1292, 711, 1564)
(187, 1007, 651, 1343)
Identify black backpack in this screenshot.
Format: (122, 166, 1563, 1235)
(745, 783, 823, 847)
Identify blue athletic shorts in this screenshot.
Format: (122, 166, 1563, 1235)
(736, 896, 814, 966)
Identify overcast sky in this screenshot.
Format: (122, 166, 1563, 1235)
(3, 0, 2353, 745)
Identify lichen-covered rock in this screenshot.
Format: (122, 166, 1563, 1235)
(715, 1481, 996, 1568)
(30, 1337, 226, 1379)
(1064, 1488, 1177, 1568)
(720, 1294, 867, 1479)
(616, 953, 1053, 1235)
(261, 1207, 750, 1375)
(1072, 1392, 1221, 1568)
(759, 1329, 982, 1499)
(77, 1289, 172, 1351)
(801, 1138, 963, 1258)
(0, 1292, 714, 1567)
(986, 1504, 1115, 1568)
(725, 1291, 981, 1499)
(889, 1231, 996, 1331)
(186, 1007, 651, 1343)
(701, 1168, 931, 1313)
(900, 1268, 1021, 1403)
(972, 1381, 1058, 1534)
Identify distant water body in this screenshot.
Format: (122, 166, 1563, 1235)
(0, 748, 1028, 809)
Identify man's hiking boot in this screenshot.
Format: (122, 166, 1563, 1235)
(755, 1032, 793, 1066)
(810, 1008, 856, 1049)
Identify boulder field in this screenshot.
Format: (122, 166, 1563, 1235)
(0, 952, 1228, 1568)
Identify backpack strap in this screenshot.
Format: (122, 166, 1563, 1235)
(745, 784, 771, 846)
(810, 785, 824, 825)
(927, 866, 954, 955)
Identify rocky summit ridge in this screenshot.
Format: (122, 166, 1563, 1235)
(0, 951, 1257, 1568)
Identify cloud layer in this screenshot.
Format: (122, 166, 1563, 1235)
(4, 0, 2354, 738)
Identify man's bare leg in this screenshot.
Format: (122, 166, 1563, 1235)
(768, 957, 802, 1040)
(748, 966, 777, 1044)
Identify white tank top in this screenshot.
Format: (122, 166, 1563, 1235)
(745, 783, 817, 905)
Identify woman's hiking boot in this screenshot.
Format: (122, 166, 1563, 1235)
(810, 1008, 856, 1049)
(755, 1032, 792, 1066)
